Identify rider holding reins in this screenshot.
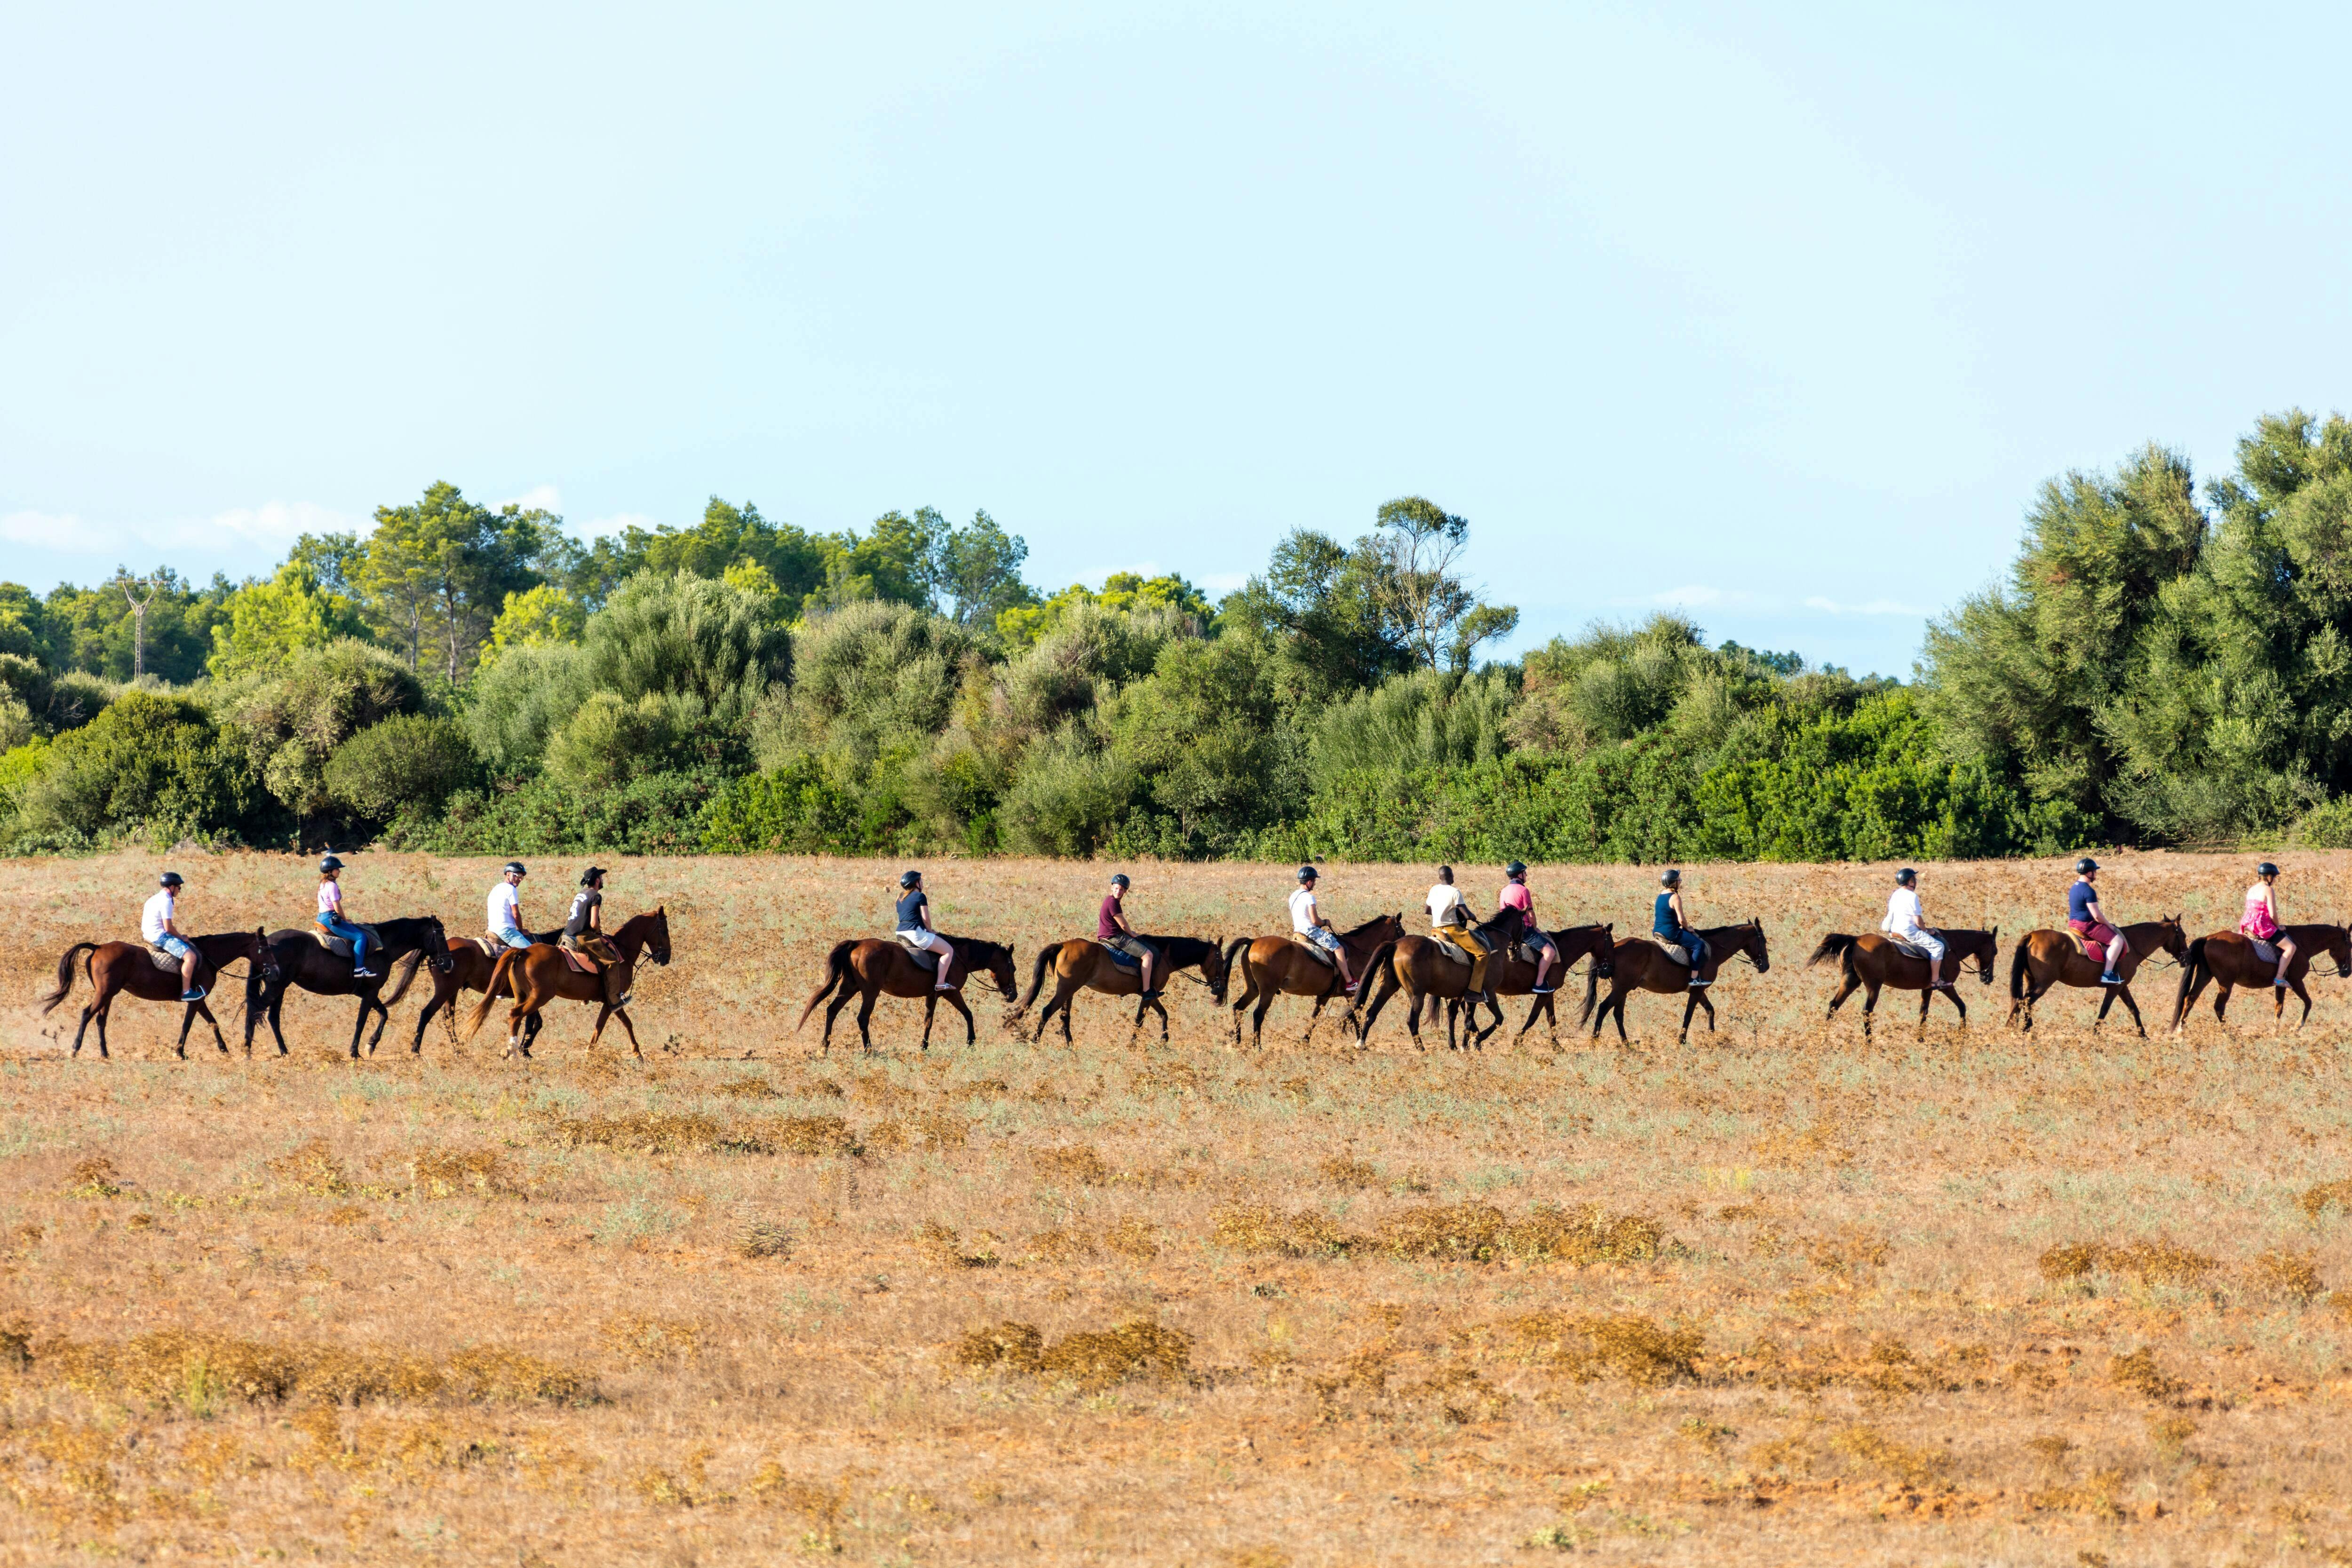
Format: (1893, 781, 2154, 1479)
(895, 870, 955, 992)
(2067, 858, 2127, 984)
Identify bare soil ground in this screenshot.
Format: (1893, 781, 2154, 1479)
(3, 848, 2351, 1567)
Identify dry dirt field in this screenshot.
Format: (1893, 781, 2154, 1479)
(3, 848, 2352, 1567)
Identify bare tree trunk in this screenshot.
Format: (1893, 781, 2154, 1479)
(121, 581, 157, 680)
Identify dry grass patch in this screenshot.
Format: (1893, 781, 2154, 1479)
(2109, 1346, 2179, 1402)
(2247, 1246, 2326, 1297)
(405, 1147, 522, 1199)
(601, 1313, 703, 1366)
(1506, 1313, 1704, 1385)
(32, 1328, 592, 1409)
(868, 1110, 971, 1153)
(2039, 1238, 2217, 1286)
(1031, 1145, 1114, 1185)
(735, 1220, 794, 1259)
(64, 1155, 127, 1198)
(917, 1221, 1001, 1269)
(2297, 1178, 2352, 1219)
(1830, 1425, 1943, 1487)
(1130, 1062, 1202, 1096)
(267, 1138, 354, 1195)
(953, 1319, 1192, 1390)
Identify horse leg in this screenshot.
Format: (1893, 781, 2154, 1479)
(93, 995, 111, 1059)
(609, 1006, 644, 1059)
(176, 1002, 200, 1059)
(1947, 989, 1967, 1028)
(363, 992, 393, 1056)
(266, 987, 291, 1056)
(2293, 977, 2314, 1028)
(1404, 986, 1426, 1052)
(412, 982, 444, 1055)
(921, 994, 939, 1051)
(821, 985, 856, 1054)
(1859, 980, 1877, 1042)
(2116, 985, 2146, 1037)
(199, 997, 229, 1054)
(1826, 973, 1859, 1025)
(856, 987, 880, 1054)
(1251, 992, 1274, 1050)
(1302, 992, 1330, 1045)
(2213, 983, 2231, 1025)
(349, 996, 371, 1059)
(1679, 989, 1700, 1044)
(943, 989, 978, 1047)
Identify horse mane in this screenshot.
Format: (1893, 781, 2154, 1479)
(615, 908, 667, 938)
(938, 933, 1011, 964)
(1144, 933, 1219, 965)
(1339, 912, 1397, 939)
(1469, 906, 1523, 946)
(371, 914, 445, 943)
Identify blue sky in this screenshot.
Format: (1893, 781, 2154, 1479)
(5, 1, 2348, 676)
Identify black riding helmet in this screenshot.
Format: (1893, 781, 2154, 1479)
(318, 854, 344, 873)
(504, 861, 527, 877)
(1506, 860, 1527, 879)
(1297, 865, 1318, 883)
(159, 871, 183, 887)
(1111, 873, 1130, 888)
(2258, 861, 2280, 878)
(580, 866, 607, 885)
(2076, 857, 2099, 874)
(1895, 868, 1917, 885)
(899, 869, 922, 889)
(1660, 868, 1681, 886)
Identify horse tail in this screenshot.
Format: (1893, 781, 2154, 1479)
(1016, 941, 1060, 1016)
(461, 951, 520, 1042)
(39, 943, 99, 1015)
(1345, 941, 1398, 1020)
(2009, 935, 2031, 1002)
(795, 940, 858, 1034)
(1807, 934, 1857, 969)
(1223, 937, 1254, 994)
(379, 949, 428, 1008)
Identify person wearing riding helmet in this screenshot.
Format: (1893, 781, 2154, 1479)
(2067, 858, 2127, 984)
(1289, 866, 1359, 992)
(2241, 861, 2296, 989)
(142, 870, 205, 1001)
(895, 870, 955, 992)
(1497, 861, 1558, 993)
(1881, 868, 1948, 990)
(564, 867, 629, 1007)
(1098, 872, 1159, 998)
(487, 862, 534, 950)
(315, 855, 376, 979)
(1654, 869, 1708, 987)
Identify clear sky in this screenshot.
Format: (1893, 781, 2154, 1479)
(5, 1, 2348, 676)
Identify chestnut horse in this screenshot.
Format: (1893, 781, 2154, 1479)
(2170, 923, 2352, 1033)
(1445, 922, 1619, 1048)
(40, 930, 279, 1059)
(1589, 922, 1772, 1043)
(1016, 935, 1232, 1044)
(406, 929, 564, 1055)
(794, 932, 1018, 1054)
(462, 909, 672, 1059)
(1808, 928, 2002, 1039)
(2005, 916, 2187, 1037)
(245, 915, 452, 1059)
(1222, 913, 1406, 1049)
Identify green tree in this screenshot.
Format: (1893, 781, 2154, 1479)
(364, 482, 567, 681)
(569, 496, 827, 610)
(15, 691, 260, 845)
(927, 509, 1038, 629)
(324, 714, 481, 823)
(578, 570, 791, 758)
(1367, 497, 1518, 671)
(1219, 529, 1413, 703)
(207, 564, 369, 677)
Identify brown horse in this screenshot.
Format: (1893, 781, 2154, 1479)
(405, 929, 564, 1055)
(1348, 911, 1615, 1051)
(1222, 913, 1406, 1049)
(1808, 928, 2002, 1039)
(1446, 922, 1619, 1048)
(245, 915, 452, 1059)
(2006, 916, 2187, 1037)
(2170, 923, 2352, 1032)
(1589, 922, 1772, 1043)
(795, 932, 1018, 1054)
(461, 909, 672, 1059)
(1016, 934, 1231, 1044)
(40, 930, 280, 1059)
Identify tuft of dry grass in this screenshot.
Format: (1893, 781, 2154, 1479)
(2038, 1238, 2216, 1287)
(30, 1327, 592, 1409)
(601, 1313, 703, 1366)
(266, 1138, 353, 1195)
(1316, 1156, 1381, 1189)
(735, 1220, 795, 1259)
(867, 1111, 971, 1154)
(2246, 1246, 2326, 1297)
(1829, 1425, 1942, 1487)
(2109, 1346, 2178, 1402)
(1030, 1144, 1114, 1185)
(1507, 1313, 1704, 1386)
(2297, 1177, 2352, 1219)
(65, 1155, 127, 1198)
(953, 1319, 1191, 1390)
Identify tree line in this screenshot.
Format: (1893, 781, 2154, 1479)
(8, 412, 2350, 864)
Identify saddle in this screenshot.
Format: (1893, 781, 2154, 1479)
(2249, 937, 2280, 965)
(894, 933, 942, 973)
(145, 944, 186, 973)
(2060, 929, 2106, 965)
(467, 936, 500, 959)
(1290, 935, 1336, 970)
(1887, 937, 1932, 960)
(1649, 934, 1691, 967)
(1099, 942, 1144, 972)
(310, 923, 382, 961)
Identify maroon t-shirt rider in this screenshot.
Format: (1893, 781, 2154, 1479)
(1098, 893, 1124, 942)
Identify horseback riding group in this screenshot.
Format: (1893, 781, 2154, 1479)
(41, 857, 671, 1060)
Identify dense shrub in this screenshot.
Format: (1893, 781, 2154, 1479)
(13, 691, 259, 846)
(325, 715, 483, 821)
(463, 643, 585, 774)
(544, 691, 709, 789)
(580, 570, 788, 740)
(700, 757, 866, 853)
(208, 639, 426, 822)
(397, 768, 727, 855)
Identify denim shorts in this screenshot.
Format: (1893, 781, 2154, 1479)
(156, 934, 192, 959)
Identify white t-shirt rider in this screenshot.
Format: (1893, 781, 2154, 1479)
(488, 881, 523, 935)
(1288, 886, 1321, 935)
(142, 889, 175, 944)
(1883, 888, 1926, 939)
(1427, 883, 1464, 928)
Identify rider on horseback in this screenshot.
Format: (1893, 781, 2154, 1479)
(1291, 866, 1359, 993)
(1655, 869, 1708, 987)
(896, 870, 955, 992)
(2242, 861, 2295, 989)
(2067, 858, 2126, 984)
(316, 855, 377, 979)
(1425, 866, 1491, 995)
(1498, 861, 1558, 994)
(1098, 873, 1160, 999)
(488, 862, 533, 950)
(564, 868, 630, 1007)
(1882, 867, 1948, 989)
(142, 870, 204, 1002)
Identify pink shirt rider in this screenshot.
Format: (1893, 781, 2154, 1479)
(1498, 881, 1533, 930)
(2241, 885, 2281, 941)
(318, 880, 343, 917)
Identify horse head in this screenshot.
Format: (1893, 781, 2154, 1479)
(983, 941, 1018, 1002)
(2330, 923, 2352, 979)
(425, 915, 455, 973)
(1199, 938, 1232, 1004)
(1975, 926, 2001, 983)
(249, 926, 283, 984)
(2156, 914, 2188, 960)
(1742, 918, 1771, 974)
(645, 907, 672, 967)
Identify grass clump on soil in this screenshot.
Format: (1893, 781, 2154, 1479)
(32, 1329, 593, 1409)
(2109, 1347, 2179, 1402)
(405, 1147, 522, 1199)
(268, 1138, 354, 1195)
(1830, 1425, 1943, 1487)
(2038, 1239, 2217, 1286)
(2247, 1247, 2326, 1297)
(1031, 1145, 1114, 1185)
(600, 1314, 702, 1366)
(953, 1319, 1193, 1390)
(1506, 1313, 1704, 1385)
(867, 1111, 970, 1153)
(64, 1156, 127, 1199)
(1210, 1201, 1667, 1265)
(2297, 1178, 2352, 1219)
(736, 1220, 794, 1259)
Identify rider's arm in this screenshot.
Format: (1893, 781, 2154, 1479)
(1669, 890, 1687, 927)
(1114, 905, 1136, 936)
(2085, 895, 2106, 926)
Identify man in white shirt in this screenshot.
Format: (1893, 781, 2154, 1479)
(141, 870, 204, 1001)
(1881, 867, 1947, 989)
(1424, 865, 1490, 992)
(1289, 866, 1359, 992)
(487, 862, 533, 949)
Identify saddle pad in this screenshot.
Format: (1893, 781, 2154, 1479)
(1290, 936, 1336, 969)
(1649, 935, 1690, 967)
(147, 945, 184, 972)
(559, 946, 600, 975)
(468, 936, 499, 959)
(2250, 938, 2280, 965)
(310, 923, 382, 960)
(2061, 929, 2108, 965)
(894, 934, 942, 973)
(1099, 943, 1143, 971)
(1430, 933, 1470, 968)
(1888, 938, 1931, 960)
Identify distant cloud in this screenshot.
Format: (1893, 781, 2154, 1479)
(1803, 595, 1930, 617)
(502, 484, 563, 513)
(578, 512, 657, 539)
(1197, 571, 1248, 595)
(2, 500, 363, 554)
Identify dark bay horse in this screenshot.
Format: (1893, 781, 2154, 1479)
(1447, 922, 1618, 1048)
(1589, 922, 1772, 1043)
(246, 915, 452, 1059)
(2006, 916, 2187, 1037)
(2170, 923, 2352, 1033)
(406, 929, 564, 1055)
(461, 909, 672, 1059)
(1017, 934, 1232, 1044)
(794, 932, 1018, 1054)
(40, 930, 279, 1059)
(1809, 928, 2002, 1039)
(1223, 913, 1406, 1049)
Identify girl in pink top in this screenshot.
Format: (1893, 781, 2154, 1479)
(2240, 861, 2293, 989)
(1497, 860, 1557, 992)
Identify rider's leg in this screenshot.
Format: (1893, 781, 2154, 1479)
(2276, 936, 2296, 987)
(1140, 950, 1155, 995)
(1534, 942, 1555, 992)
(931, 935, 955, 990)
(2103, 930, 2125, 981)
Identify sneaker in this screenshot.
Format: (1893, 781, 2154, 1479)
(2099, 972, 2122, 985)
(1688, 977, 1711, 988)
(1531, 984, 1556, 995)
(179, 987, 206, 1003)
(352, 967, 380, 979)
(2274, 979, 2290, 988)
(615, 992, 634, 1006)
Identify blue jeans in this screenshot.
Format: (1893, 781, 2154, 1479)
(318, 913, 370, 970)
(492, 926, 534, 950)
(155, 934, 193, 960)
